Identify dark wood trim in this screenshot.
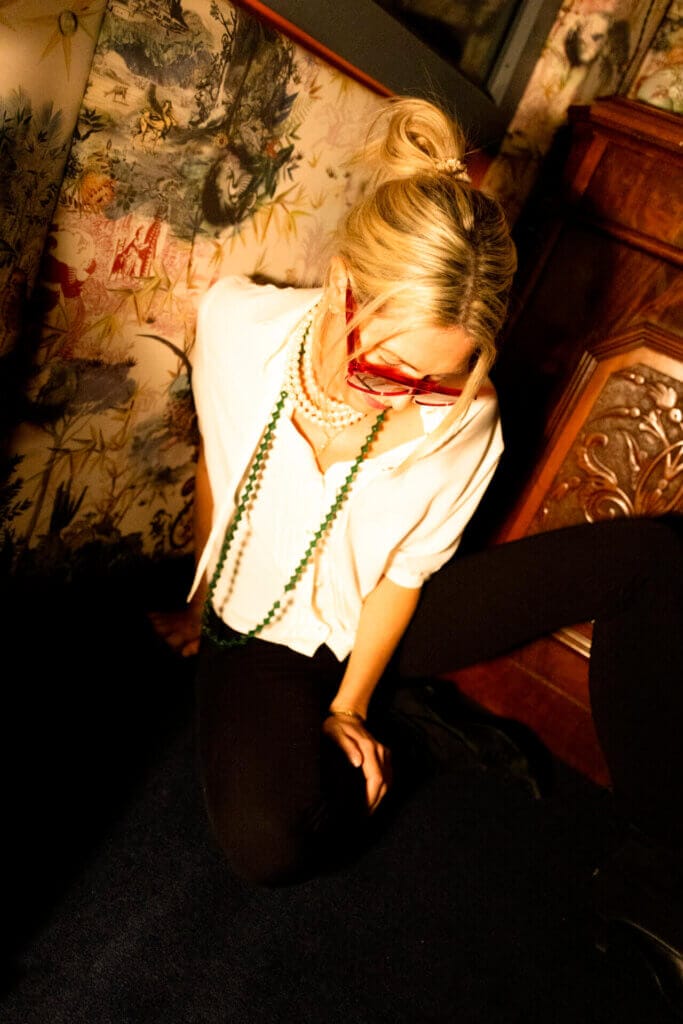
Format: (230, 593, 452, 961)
(569, 96, 683, 157)
(232, 0, 393, 97)
(575, 216, 683, 268)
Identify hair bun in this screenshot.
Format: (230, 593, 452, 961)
(361, 96, 468, 185)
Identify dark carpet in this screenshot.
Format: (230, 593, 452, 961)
(2, 583, 674, 1024)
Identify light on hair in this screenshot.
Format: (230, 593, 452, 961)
(325, 96, 517, 465)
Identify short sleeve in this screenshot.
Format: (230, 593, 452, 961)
(383, 401, 503, 589)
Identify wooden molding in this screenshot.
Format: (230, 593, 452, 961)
(569, 96, 683, 157)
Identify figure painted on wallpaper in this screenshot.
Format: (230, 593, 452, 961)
(559, 10, 630, 102)
(104, 82, 128, 104)
(110, 222, 158, 278)
(192, 12, 298, 229)
(564, 11, 612, 66)
(35, 235, 89, 365)
(480, 7, 631, 224)
(201, 148, 257, 226)
(37, 225, 97, 358)
(76, 2, 302, 239)
(42, 226, 97, 305)
(136, 89, 177, 150)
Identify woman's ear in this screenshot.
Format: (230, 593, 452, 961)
(326, 255, 347, 314)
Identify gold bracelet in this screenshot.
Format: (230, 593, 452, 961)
(327, 709, 366, 724)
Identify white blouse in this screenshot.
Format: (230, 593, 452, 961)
(189, 275, 503, 660)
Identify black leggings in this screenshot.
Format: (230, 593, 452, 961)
(196, 517, 683, 884)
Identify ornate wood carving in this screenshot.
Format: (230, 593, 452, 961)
(502, 325, 683, 538)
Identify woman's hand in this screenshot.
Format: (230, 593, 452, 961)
(322, 714, 392, 814)
(146, 605, 202, 657)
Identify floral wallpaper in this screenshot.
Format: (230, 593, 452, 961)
(1, 0, 383, 587)
(2, 0, 681, 587)
(629, 0, 683, 111)
(0, 1, 107, 357)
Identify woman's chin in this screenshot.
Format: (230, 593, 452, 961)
(361, 393, 390, 411)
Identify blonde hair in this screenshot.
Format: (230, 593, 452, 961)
(329, 96, 517, 457)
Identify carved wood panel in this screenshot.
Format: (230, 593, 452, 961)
(502, 326, 683, 539)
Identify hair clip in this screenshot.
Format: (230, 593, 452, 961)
(433, 156, 471, 182)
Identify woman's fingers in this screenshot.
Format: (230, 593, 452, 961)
(363, 740, 392, 813)
(147, 609, 201, 657)
(328, 725, 364, 767)
(322, 717, 392, 812)
(178, 634, 200, 657)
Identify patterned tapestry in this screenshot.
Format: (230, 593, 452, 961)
(0, 1, 107, 356)
(2, 0, 383, 586)
(2, 0, 681, 587)
(630, 0, 683, 111)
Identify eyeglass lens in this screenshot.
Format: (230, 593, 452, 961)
(347, 372, 457, 405)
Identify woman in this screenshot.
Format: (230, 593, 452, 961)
(154, 96, 517, 877)
(151, 95, 682, 1010)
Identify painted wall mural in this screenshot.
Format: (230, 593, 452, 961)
(0, 1, 107, 356)
(2, 0, 384, 587)
(630, 0, 683, 111)
(2, 0, 681, 588)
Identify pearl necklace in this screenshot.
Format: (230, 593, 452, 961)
(286, 304, 365, 430)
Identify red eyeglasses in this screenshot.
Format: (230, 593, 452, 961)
(345, 286, 468, 407)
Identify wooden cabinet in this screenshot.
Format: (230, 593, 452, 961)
(446, 97, 683, 786)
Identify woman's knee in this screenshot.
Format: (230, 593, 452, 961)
(204, 769, 367, 886)
(207, 806, 318, 886)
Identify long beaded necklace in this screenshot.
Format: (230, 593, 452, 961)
(202, 320, 387, 649)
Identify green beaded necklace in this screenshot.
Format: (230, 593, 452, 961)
(201, 371, 387, 650)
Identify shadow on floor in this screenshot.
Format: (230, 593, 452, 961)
(2, 577, 672, 1023)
